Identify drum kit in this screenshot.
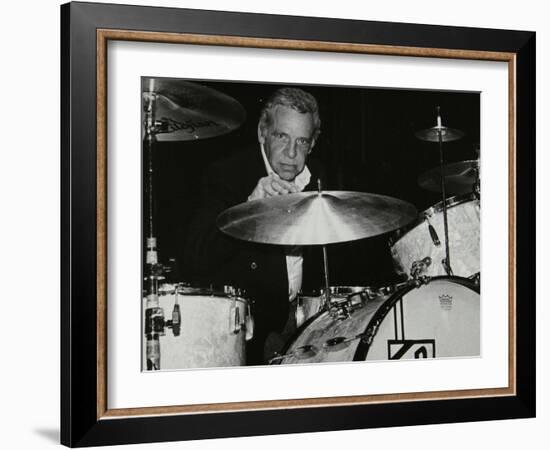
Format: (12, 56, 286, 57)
(142, 78, 251, 370)
(142, 79, 480, 370)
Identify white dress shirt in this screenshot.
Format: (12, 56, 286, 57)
(258, 144, 311, 301)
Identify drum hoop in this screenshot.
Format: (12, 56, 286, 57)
(388, 192, 479, 246)
(273, 308, 326, 364)
(352, 276, 479, 361)
(298, 286, 377, 298)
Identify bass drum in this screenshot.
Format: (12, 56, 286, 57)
(275, 277, 479, 364)
(142, 284, 252, 370)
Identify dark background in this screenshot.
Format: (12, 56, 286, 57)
(144, 79, 480, 287)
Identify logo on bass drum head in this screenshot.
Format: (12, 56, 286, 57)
(387, 339, 436, 360)
(439, 293, 453, 311)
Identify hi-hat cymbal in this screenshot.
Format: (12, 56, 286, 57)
(415, 125, 464, 143)
(216, 191, 418, 246)
(143, 78, 246, 141)
(418, 160, 479, 195)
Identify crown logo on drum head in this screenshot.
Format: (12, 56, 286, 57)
(439, 294, 453, 311)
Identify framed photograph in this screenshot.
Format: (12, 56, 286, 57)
(61, 1, 535, 447)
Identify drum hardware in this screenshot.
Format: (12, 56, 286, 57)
(144, 290, 181, 370)
(294, 283, 414, 331)
(321, 235, 331, 307)
(233, 307, 241, 334)
(270, 281, 420, 364)
(245, 303, 254, 341)
(171, 288, 181, 337)
(142, 79, 247, 370)
(143, 283, 253, 370)
(171, 302, 181, 337)
(317, 179, 332, 308)
(324, 336, 352, 352)
(144, 291, 182, 338)
(390, 193, 480, 279)
(326, 290, 367, 320)
(425, 217, 441, 246)
(416, 107, 466, 276)
(232, 305, 251, 335)
(217, 183, 417, 314)
(277, 276, 480, 365)
(143, 79, 164, 370)
(410, 257, 432, 280)
(270, 330, 371, 363)
(269, 344, 320, 364)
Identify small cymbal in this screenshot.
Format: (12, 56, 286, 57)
(143, 78, 246, 141)
(418, 160, 479, 195)
(415, 125, 464, 143)
(216, 191, 418, 246)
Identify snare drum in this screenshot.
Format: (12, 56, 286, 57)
(390, 194, 480, 278)
(143, 284, 252, 370)
(275, 277, 479, 364)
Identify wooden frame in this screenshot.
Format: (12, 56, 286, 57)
(61, 1, 535, 446)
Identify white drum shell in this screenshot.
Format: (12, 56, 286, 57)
(390, 196, 480, 278)
(280, 278, 479, 364)
(142, 290, 248, 370)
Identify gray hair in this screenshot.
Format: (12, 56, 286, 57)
(258, 87, 321, 141)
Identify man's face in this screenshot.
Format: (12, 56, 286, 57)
(259, 105, 316, 182)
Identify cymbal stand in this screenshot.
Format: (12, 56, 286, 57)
(435, 107, 453, 276)
(143, 80, 165, 370)
(317, 179, 332, 309)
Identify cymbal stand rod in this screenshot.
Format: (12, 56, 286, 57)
(317, 179, 332, 308)
(144, 86, 157, 242)
(437, 119, 453, 276)
(143, 81, 162, 370)
(322, 245, 331, 308)
(143, 83, 160, 275)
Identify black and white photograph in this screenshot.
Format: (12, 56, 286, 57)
(141, 77, 481, 370)
(49, 0, 538, 448)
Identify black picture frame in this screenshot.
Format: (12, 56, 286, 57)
(61, 1, 535, 447)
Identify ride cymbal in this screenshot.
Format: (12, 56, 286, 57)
(216, 191, 418, 246)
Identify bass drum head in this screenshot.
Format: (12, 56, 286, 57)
(357, 277, 480, 361)
(277, 277, 479, 365)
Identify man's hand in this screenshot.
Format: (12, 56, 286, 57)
(248, 174, 300, 201)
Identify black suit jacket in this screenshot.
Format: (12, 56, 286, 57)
(182, 143, 324, 356)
